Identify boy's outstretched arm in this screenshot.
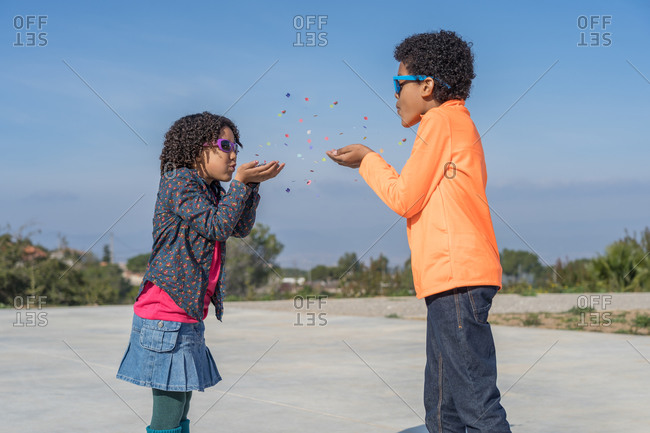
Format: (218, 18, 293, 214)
(327, 112, 449, 218)
(326, 145, 373, 169)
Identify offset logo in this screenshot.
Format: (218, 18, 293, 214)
(293, 295, 327, 326)
(577, 15, 612, 47)
(576, 295, 612, 327)
(293, 15, 328, 47)
(13, 295, 48, 327)
(13, 15, 48, 47)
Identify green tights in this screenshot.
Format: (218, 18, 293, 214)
(150, 389, 192, 430)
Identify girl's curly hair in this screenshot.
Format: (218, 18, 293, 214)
(394, 30, 475, 103)
(160, 112, 241, 175)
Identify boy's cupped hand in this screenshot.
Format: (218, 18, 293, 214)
(326, 144, 374, 169)
(234, 160, 285, 185)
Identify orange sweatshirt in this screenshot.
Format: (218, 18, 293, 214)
(359, 99, 502, 298)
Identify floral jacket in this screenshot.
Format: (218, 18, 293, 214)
(139, 167, 259, 321)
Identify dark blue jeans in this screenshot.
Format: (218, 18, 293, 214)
(424, 286, 511, 433)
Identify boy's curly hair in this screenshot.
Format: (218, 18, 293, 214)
(160, 112, 241, 175)
(394, 30, 475, 103)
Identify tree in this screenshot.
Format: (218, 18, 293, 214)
(225, 224, 284, 297)
(0, 228, 132, 306)
(589, 231, 649, 291)
(102, 244, 111, 263)
(310, 264, 336, 281)
(127, 253, 151, 273)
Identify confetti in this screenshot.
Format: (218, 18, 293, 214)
(297, 153, 302, 157)
(286, 188, 291, 193)
(282, 110, 286, 114)
(333, 101, 338, 105)
(285, 134, 289, 137)
(278, 113, 282, 117)
(329, 104, 333, 108)
(266, 142, 271, 146)
(309, 145, 313, 150)
(284, 143, 288, 146)
(364, 116, 368, 120)
(321, 157, 326, 161)
(310, 170, 314, 172)
(307, 130, 311, 134)
(363, 126, 367, 129)
(307, 139, 312, 143)
(313, 114, 318, 117)
(305, 97, 309, 101)
(324, 137, 329, 141)
(363, 137, 367, 140)
(339, 132, 343, 135)
(255, 154, 260, 156)
(380, 148, 384, 153)
(286, 93, 290, 97)
(307, 180, 312, 185)
(402, 138, 407, 142)
(299, 118, 303, 123)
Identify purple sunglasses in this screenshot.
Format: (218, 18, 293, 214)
(203, 138, 240, 154)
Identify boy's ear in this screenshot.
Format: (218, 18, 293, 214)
(420, 77, 435, 98)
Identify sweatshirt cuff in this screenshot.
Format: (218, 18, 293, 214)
(359, 151, 383, 180)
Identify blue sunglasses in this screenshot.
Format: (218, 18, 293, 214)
(393, 75, 451, 95)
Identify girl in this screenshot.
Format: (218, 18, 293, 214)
(117, 112, 284, 433)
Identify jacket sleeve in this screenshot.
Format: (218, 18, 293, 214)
(169, 171, 253, 242)
(358, 111, 451, 219)
(231, 183, 260, 238)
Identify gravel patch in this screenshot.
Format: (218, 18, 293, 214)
(226, 292, 650, 319)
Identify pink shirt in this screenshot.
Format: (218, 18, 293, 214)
(134, 242, 222, 323)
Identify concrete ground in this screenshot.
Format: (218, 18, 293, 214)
(1, 303, 649, 432)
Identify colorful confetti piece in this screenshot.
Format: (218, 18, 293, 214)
(278, 113, 282, 117)
(307, 130, 311, 135)
(266, 142, 271, 146)
(324, 137, 329, 141)
(380, 148, 384, 153)
(329, 104, 334, 108)
(364, 116, 368, 120)
(307, 139, 312, 143)
(282, 110, 286, 114)
(307, 180, 312, 185)
(299, 118, 303, 123)
(285, 134, 289, 137)
(321, 157, 326, 162)
(402, 138, 407, 142)
(305, 97, 309, 101)
(297, 153, 302, 157)
(286, 188, 291, 193)
(286, 93, 290, 97)
(333, 101, 338, 105)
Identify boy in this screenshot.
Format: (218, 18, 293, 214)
(327, 30, 511, 433)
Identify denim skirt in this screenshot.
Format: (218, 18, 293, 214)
(116, 314, 221, 392)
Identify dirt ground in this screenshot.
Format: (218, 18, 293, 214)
(489, 309, 650, 335)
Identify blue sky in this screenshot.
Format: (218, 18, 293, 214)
(1, 0, 649, 270)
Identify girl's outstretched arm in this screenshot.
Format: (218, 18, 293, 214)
(231, 183, 260, 238)
(167, 168, 254, 242)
